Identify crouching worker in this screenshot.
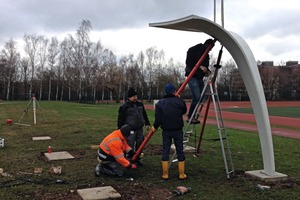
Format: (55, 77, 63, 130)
(152, 83, 187, 180)
(95, 124, 137, 177)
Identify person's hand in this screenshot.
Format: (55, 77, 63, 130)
(151, 126, 156, 133)
(205, 69, 211, 77)
(200, 66, 211, 77)
(200, 66, 208, 74)
(146, 125, 150, 131)
(131, 164, 137, 169)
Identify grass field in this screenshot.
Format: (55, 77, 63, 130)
(0, 101, 299, 199)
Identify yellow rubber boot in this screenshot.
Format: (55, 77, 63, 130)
(161, 161, 169, 180)
(178, 161, 187, 180)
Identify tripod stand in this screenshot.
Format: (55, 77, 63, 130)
(17, 95, 47, 125)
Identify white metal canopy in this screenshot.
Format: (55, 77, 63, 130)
(150, 15, 286, 178)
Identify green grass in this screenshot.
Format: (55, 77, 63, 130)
(0, 101, 299, 199)
(224, 106, 300, 118)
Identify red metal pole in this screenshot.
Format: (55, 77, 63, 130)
(196, 95, 211, 153)
(132, 39, 217, 162)
(132, 129, 154, 161)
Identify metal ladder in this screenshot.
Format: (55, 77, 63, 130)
(170, 64, 235, 178)
(204, 76, 235, 178)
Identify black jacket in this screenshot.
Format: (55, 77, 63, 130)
(118, 100, 150, 130)
(185, 43, 210, 80)
(153, 94, 187, 131)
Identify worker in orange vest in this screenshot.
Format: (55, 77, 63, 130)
(95, 124, 137, 177)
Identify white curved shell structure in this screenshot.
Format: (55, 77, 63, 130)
(150, 15, 287, 179)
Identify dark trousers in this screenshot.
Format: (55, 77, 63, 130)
(162, 130, 185, 162)
(127, 128, 144, 158)
(98, 149, 124, 176)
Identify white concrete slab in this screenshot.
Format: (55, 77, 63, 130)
(32, 136, 51, 141)
(77, 186, 121, 200)
(44, 151, 74, 161)
(245, 170, 288, 182)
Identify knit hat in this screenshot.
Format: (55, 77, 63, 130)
(120, 124, 131, 138)
(164, 83, 176, 95)
(204, 38, 213, 45)
(127, 87, 137, 98)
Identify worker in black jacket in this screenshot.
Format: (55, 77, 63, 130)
(152, 83, 187, 180)
(118, 87, 150, 166)
(185, 39, 214, 123)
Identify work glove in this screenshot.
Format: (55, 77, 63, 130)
(127, 163, 137, 169)
(146, 125, 150, 131)
(131, 164, 137, 169)
(151, 126, 156, 133)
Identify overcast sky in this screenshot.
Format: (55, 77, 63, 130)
(1, 0, 299, 65)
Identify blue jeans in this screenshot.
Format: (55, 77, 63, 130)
(188, 78, 204, 118)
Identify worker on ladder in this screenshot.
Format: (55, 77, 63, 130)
(152, 83, 187, 180)
(185, 39, 215, 123)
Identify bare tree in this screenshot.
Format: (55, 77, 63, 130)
(259, 65, 280, 100)
(0, 58, 5, 97)
(291, 66, 300, 100)
(1, 39, 20, 100)
(218, 59, 237, 100)
(37, 36, 49, 100)
(23, 33, 43, 99)
(277, 66, 292, 100)
(67, 19, 92, 101)
(20, 58, 30, 99)
(89, 40, 104, 102)
(90, 40, 106, 102)
(119, 54, 139, 101)
(153, 49, 165, 98)
(136, 51, 146, 100)
(58, 39, 70, 101)
(102, 49, 119, 101)
(47, 37, 59, 100)
(145, 47, 159, 101)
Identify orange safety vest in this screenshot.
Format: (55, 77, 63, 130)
(99, 129, 132, 168)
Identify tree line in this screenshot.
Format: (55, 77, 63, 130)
(1, 20, 299, 102)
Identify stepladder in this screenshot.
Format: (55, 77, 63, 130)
(170, 65, 235, 178)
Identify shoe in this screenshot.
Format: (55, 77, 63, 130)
(95, 164, 101, 176)
(187, 118, 200, 124)
(135, 161, 144, 167)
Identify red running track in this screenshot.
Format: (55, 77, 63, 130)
(145, 101, 300, 140)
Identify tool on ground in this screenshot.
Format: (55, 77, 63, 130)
(173, 186, 191, 196)
(257, 184, 270, 190)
